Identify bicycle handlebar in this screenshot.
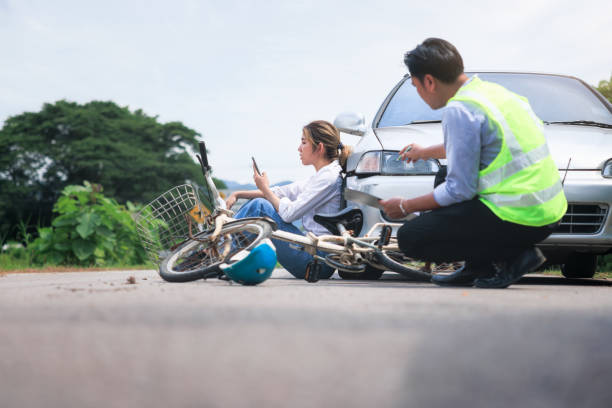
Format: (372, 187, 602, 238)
(196, 141, 227, 211)
(198, 141, 210, 170)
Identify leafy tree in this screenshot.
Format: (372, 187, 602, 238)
(596, 74, 612, 103)
(30, 181, 147, 266)
(0, 100, 225, 239)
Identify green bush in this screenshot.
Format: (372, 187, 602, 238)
(598, 253, 612, 272)
(0, 245, 31, 270)
(596, 74, 612, 103)
(30, 182, 147, 266)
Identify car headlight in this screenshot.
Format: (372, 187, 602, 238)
(603, 159, 612, 178)
(354, 151, 440, 176)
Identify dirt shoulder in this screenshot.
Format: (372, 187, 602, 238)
(0, 266, 154, 275)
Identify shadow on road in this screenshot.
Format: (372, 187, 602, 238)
(518, 275, 612, 286)
(271, 270, 612, 287)
(322, 273, 612, 287)
(374, 272, 611, 286)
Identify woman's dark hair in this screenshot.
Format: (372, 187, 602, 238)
(303, 120, 352, 167)
(404, 38, 464, 84)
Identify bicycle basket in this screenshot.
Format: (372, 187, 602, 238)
(135, 184, 212, 265)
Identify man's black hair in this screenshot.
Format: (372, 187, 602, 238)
(404, 38, 464, 84)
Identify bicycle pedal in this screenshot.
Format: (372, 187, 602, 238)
(304, 260, 321, 283)
(378, 225, 392, 247)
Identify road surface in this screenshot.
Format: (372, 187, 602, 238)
(1, 269, 611, 408)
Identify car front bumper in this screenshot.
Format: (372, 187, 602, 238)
(540, 171, 611, 253)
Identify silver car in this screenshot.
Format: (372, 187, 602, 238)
(335, 72, 612, 278)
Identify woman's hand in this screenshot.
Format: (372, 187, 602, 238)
(253, 170, 270, 192)
(379, 197, 410, 219)
(398, 143, 424, 163)
(225, 192, 238, 209)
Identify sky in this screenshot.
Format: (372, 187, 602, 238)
(1, 0, 611, 184)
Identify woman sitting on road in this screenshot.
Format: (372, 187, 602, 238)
(225, 120, 352, 279)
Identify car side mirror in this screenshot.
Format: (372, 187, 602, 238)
(333, 112, 366, 136)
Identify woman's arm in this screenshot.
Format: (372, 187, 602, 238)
(272, 173, 339, 223)
(226, 189, 265, 209)
(253, 172, 281, 211)
(227, 162, 283, 210)
(254, 166, 337, 222)
(261, 185, 280, 211)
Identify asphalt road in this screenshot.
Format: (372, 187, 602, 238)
(1, 269, 611, 408)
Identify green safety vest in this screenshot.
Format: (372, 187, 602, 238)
(448, 76, 567, 227)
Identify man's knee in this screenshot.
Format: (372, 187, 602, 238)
(397, 220, 431, 259)
(397, 221, 420, 249)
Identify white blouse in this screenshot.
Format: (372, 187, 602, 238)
(270, 161, 343, 236)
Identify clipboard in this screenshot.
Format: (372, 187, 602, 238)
(344, 189, 383, 210)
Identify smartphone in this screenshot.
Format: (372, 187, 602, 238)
(251, 156, 262, 176)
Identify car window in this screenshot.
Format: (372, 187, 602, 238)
(378, 73, 612, 127)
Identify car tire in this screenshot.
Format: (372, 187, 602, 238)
(561, 253, 597, 279)
(338, 265, 384, 280)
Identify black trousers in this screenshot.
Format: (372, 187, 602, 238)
(397, 167, 556, 266)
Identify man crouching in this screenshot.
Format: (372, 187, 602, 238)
(380, 38, 567, 288)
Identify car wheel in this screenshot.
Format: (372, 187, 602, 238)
(561, 253, 597, 279)
(338, 265, 384, 280)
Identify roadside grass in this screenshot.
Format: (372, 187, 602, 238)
(0, 252, 155, 274)
(538, 268, 612, 280)
(0, 252, 31, 271)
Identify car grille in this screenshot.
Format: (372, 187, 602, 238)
(555, 203, 609, 234)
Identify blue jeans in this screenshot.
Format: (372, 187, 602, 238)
(234, 198, 335, 279)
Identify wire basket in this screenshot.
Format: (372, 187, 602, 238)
(135, 184, 212, 265)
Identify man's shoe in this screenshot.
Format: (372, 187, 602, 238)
(474, 247, 546, 289)
(431, 264, 491, 287)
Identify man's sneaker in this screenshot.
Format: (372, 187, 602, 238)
(474, 247, 546, 289)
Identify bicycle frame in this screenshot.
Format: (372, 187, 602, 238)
(195, 142, 415, 273)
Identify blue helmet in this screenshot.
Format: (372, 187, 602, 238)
(219, 239, 277, 285)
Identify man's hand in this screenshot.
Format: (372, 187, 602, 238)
(379, 197, 409, 219)
(399, 143, 446, 162)
(381, 193, 440, 219)
(398, 143, 425, 163)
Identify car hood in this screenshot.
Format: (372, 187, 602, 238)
(373, 123, 612, 170)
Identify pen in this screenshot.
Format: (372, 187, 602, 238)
(397, 145, 412, 161)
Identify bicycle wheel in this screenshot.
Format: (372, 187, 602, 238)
(324, 253, 367, 273)
(159, 218, 274, 282)
(375, 250, 431, 281)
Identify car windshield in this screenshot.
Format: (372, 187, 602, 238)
(377, 73, 612, 127)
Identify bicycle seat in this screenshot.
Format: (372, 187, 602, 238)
(313, 207, 363, 236)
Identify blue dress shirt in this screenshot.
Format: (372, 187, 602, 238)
(433, 78, 502, 206)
